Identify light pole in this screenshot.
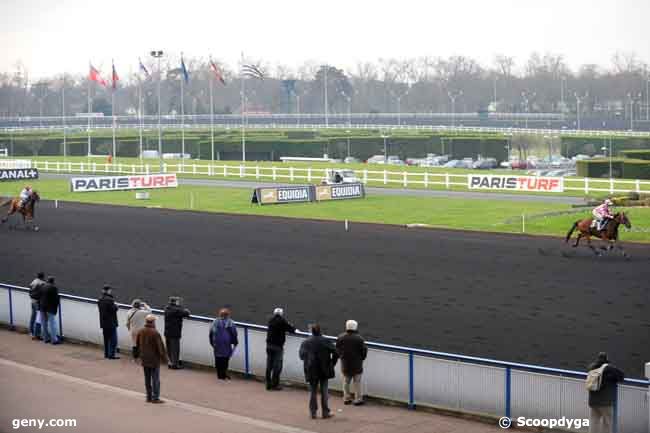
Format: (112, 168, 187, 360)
(574, 92, 588, 130)
(380, 130, 390, 163)
(646, 78, 649, 121)
(447, 90, 462, 127)
(322, 65, 329, 127)
(493, 76, 498, 112)
(601, 140, 612, 178)
(628, 92, 642, 130)
(61, 74, 66, 160)
(150, 50, 164, 173)
(340, 91, 352, 127)
(346, 129, 351, 158)
(560, 76, 567, 115)
(521, 91, 535, 129)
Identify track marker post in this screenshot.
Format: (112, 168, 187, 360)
(522, 214, 525, 233)
(345, 219, 349, 232)
(55, 200, 58, 209)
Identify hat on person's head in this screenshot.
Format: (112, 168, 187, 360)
(145, 314, 156, 323)
(37, 272, 45, 279)
(273, 307, 284, 316)
(597, 352, 609, 363)
(46, 276, 55, 283)
(102, 285, 112, 292)
(345, 320, 358, 332)
(131, 299, 142, 308)
(169, 296, 181, 305)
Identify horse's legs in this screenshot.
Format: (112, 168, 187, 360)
(614, 242, 629, 259)
(573, 233, 582, 247)
(587, 238, 601, 256)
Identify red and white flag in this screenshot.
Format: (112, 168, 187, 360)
(89, 64, 107, 86)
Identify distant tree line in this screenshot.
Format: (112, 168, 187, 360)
(0, 51, 648, 119)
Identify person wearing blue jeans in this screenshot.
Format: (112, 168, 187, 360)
(39, 277, 61, 344)
(29, 272, 45, 339)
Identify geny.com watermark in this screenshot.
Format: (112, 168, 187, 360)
(499, 416, 589, 429)
(12, 419, 77, 430)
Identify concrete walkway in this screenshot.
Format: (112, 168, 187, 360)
(0, 329, 503, 433)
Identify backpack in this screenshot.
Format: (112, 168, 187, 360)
(585, 364, 608, 391)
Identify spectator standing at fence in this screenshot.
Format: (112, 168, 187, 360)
(135, 314, 168, 403)
(299, 324, 338, 419)
(209, 308, 238, 380)
(28, 272, 45, 340)
(39, 276, 61, 345)
(127, 299, 151, 358)
(586, 352, 624, 433)
(164, 296, 191, 370)
(336, 320, 368, 406)
(98, 285, 119, 359)
(265, 307, 296, 390)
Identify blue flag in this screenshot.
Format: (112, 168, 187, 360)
(138, 58, 150, 78)
(181, 55, 189, 84)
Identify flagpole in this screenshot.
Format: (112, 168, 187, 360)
(209, 66, 214, 162)
(112, 89, 116, 160)
(138, 78, 143, 161)
(241, 54, 246, 162)
(62, 73, 66, 160)
(87, 72, 91, 157)
(180, 54, 185, 166)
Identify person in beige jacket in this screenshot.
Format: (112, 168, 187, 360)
(126, 299, 151, 357)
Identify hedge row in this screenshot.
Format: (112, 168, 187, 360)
(576, 158, 650, 179)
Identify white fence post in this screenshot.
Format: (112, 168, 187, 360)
(424, 171, 428, 188)
(223, 165, 227, 177)
(146, 164, 150, 175)
(273, 166, 277, 181)
(584, 177, 589, 194)
(240, 165, 244, 178)
(132, 165, 135, 174)
(403, 171, 407, 187)
(610, 178, 614, 194)
(384, 170, 387, 185)
(80, 162, 84, 172)
(445, 173, 450, 189)
(307, 167, 312, 182)
(45, 161, 49, 171)
(363, 169, 368, 184)
(193, 164, 197, 175)
(636, 180, 641, 193)
(290, 167, 294, 181)
(256, 166, 260, 180)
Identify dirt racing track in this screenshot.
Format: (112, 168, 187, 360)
(2, 201, 649, 377)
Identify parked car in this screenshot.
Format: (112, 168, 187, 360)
(344, 156, 360, 164)
(472, 158, 498, 169)
(321, 169, 359, 185)
(443, 159, 473, 169)
(366, 155, 387, 164)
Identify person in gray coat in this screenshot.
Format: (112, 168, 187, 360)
(336, 320, 368, 406)
(587, 352, 624, 433)
(299, 324, 339, 419)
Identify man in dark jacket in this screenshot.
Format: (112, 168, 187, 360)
(336, 319, 368, 406)
(39, 276, 60, 344)
(265, 307, 296, 390)
(98, 285, 119, 359)
(164, 296, 190, 369)
(299, 324, 338, 419)
(587, 352, 624, 433)
(136, 314, 168, 403)
(28, 272, 45, 339)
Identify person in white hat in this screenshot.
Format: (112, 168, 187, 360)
(336, 319, 368, 406)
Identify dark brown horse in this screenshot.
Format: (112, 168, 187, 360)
(1, 190, 40, 230)
(565, 211, 631, 257)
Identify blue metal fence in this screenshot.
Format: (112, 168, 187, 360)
(1, 282, 648, 431)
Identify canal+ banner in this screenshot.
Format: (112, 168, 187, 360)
(468, 175, 564, 193)
(71, 174, 179, 192)
(0, 168, 39, 182)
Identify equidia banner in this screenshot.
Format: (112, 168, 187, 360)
(0, 168, 39, 182)
(70, 174, 178, 192)
(251, 183, 366, 205)
(468, 175, 564, 193)
(251, 185, 314, 205)
(315, 183, 365, 201)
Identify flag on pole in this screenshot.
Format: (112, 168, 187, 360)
(180, 54, 189, 84)
(138, 58, 150, 78)
(209, 58, 226, 85)
(241, 64, 265, 80)
(111, 60, 119, 89)
(89, 64, 107, 86)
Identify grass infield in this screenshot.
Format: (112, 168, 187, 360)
(3, 178, 649, 242)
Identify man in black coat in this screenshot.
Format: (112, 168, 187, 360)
(98, 285, 119, 359)
(265, 307, 296, 390)
(163, 296, 190, 369)
(299, 324, 338, 419)
(587, 352, 624, 433)
(39, 276, 61, 344)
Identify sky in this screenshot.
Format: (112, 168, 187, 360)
(0, 0, 649, 79)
